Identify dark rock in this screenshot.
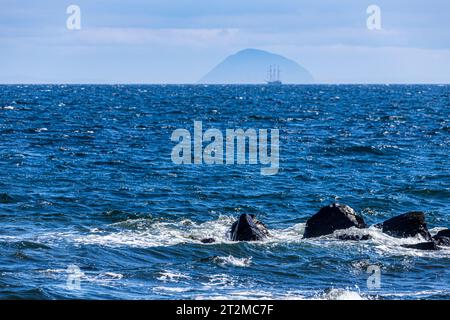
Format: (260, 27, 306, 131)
(381, 212, 432, 240)
(200, 238, 216, 244)
(434, 229, 450, 238)
(0, 193, 17, 204)
(303, 203, 366, 238)
(434, 237, 450, 246)
(230, 214, 269, 241)
(432, 229, 450, 246)
(255, 219, 270, 236)
(372, 223, 383, 229)
(336, 234, 371, 241)
(402, 242, 439, 251)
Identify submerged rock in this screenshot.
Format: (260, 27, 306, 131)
(381, 212, 432, 240)
(432, 229, 450, 246)
(230, 214, 269, 241)
(401, 242, 439, 251)
(303, 203, 366, 238)
(200, 238, 216, 244)
(0, 193, 17, 204)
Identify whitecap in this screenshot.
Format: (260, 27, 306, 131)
(157, 271, 191, 282)
(24, 216, 450, 259)
(80, 272, 124, 285)
(153, 286, 190, 293)
(317, 288, 366, 300)
(212, 255, 252, 267)
(66, 216, 235, 248)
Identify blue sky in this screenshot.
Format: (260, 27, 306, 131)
(1, 0, 450, 83)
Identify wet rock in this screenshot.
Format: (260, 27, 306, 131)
(200, 238, 216, 244)
(434, 229, 450, 237)
(230, 214, 269, 241)
(303, 203, 366, 238)
(336, 234, 371, 241)
(432, 229, 450, 246)
(381, 212, 432, 240)
(401, 242, 439, 251)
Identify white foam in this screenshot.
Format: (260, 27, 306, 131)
(13, 216, 450, 259)
(201, 274, 237, 289)
(82, 272, 124, 285)
(193, 287, 367, 300)
(63, 216, 304, 249)
(316, 288, 366, 300)
(153, 286, 190, 293)
(38, 268, 123, 285)
(382, 289, 448, 298)
(66, 216, 236, 248)
(212, 255, 252, 267)
(157, 271, 191, 282)
(195, 290, 278, 300)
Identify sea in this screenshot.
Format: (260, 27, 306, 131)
(0, 84, 449, 299)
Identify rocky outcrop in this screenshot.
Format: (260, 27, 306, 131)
(380, 212, 432, 240)
(432, 229, 450, 246)
(303, 203, 366, 238)
(230, 214, 269, 241)
(223, 209, 447, 253)
(402, 242, 439, 251)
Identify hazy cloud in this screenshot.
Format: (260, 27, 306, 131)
(1, 0, 449, 83)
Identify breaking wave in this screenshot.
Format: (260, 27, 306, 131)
(17, 216, 448, 260)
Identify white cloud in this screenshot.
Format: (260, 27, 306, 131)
(65, 27, 240, 47)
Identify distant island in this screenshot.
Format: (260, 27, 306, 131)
(199, 48, 314, 84)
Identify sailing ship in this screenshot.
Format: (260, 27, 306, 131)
(266, 65, 282, 85)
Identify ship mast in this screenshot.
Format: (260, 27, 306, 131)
(266, 65, 282, 84)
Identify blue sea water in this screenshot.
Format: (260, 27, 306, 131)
(0, 84, 449, 300)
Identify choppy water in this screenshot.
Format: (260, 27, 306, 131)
(0, 84, 449, 300)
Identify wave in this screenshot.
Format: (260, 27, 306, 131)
(315, 287, 366, 300)
(381, 290, 449, 299)
(157, 271, 192, 282)
(13, 240, 51, 250)
(19, 216, 448, 259)
(211, 255, 252, 267)
(66, 216, 235, 247)
(319, 144, 401, 156)
(192, 287, 368, 300)
(41, 267, 122, 279)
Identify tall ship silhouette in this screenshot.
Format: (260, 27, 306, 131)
(266, 65, 282, 85)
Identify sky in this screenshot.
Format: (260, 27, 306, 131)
(1, 0, 450, 83)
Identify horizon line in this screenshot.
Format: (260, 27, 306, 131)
(1, 83, 449, 86)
